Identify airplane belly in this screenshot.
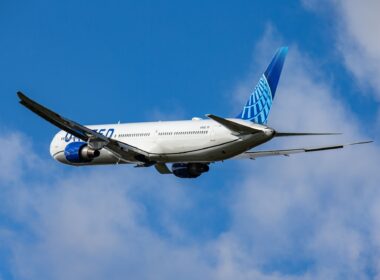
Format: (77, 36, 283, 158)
(160, 141, 242, 162)
(153, 132, 273, 163)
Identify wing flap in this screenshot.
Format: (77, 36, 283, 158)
(155, 163, 172, 174)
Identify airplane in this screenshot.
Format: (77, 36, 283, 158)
(17, 47, 372, 178)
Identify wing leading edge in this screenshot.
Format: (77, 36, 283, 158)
(17, 92, 151, 163)
(236, 141, 373, 160)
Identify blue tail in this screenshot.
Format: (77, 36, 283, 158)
(236, 47, 288, 124)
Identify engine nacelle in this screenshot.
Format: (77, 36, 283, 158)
(172, 163, 209, 178)
(64, 142, 100, 163)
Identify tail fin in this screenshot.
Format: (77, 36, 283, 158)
(237, 47, 288, 124)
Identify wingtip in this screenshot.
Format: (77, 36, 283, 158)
(17, 91, 27, 101)
(350, 140, 374, 146)
(17, 91, 23, 97)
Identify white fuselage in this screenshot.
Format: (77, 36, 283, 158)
(50, 118, 274, 165)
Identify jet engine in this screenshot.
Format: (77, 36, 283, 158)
(171, 163, 209, 178)
(64, 142, 100, 163)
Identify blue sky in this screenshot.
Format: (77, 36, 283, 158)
(1, 0, 380, 279)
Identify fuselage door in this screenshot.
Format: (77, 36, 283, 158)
(209, 124, 216, 142)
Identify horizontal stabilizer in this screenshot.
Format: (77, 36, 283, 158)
(275, 132, 342, 137)
(235, 141, 373, 160)
(206, 114, 261, 135)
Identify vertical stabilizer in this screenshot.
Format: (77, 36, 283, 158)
(236, 47, 288, 124)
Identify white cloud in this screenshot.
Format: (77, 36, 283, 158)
(0, 132, 31, 184)
(2, 164, 215, 280)
(1, 27, 380, 280)
(218, 27, 380, 279)
(336, 0, 380, 99)
(303, 0, 380, 100)
(148, 106, 187, 121)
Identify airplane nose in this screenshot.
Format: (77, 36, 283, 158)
(49, 140, 56, 157)
(49, 134, 61, 158)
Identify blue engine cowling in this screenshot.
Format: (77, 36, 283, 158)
(171, 163, 209, 178)
(64, 142, 100, 163)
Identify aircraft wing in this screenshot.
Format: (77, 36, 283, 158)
(17, 92, 151, 163)
(206, 114, 262, 135)
(236, 141, 372, 160)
